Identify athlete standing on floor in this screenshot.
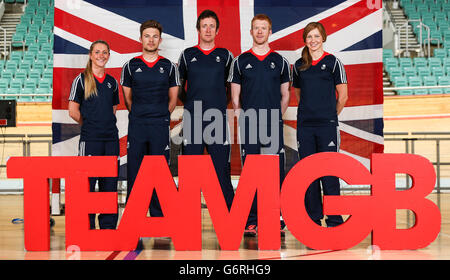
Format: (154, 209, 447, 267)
(292, 22, 348, 228)
(228, 14, 291, 237)
(68, 40, 120, 230)
(121, 20, 180, 216)
(177, 10, 235, 210)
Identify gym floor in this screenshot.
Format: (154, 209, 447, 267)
(0, 192, 449, 260)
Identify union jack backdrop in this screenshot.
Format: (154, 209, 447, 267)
(52, 0, 383, 179)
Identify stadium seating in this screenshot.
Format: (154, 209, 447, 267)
(384, 47, 450, 95)
(438, 76, 450, 93)
(401, 0, 450, 46)
(393, 76, 414, 95)
(384, 0, 450, 96)
(2, 0, 53, 102)
(400, 0, 450, 45)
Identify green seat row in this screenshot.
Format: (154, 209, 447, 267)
(1, 68, 53, 80)
(388, 66, 448, 77)
(384, 56, 449, 71)
(0, 78, 52, 88)
(1, 91, 52, 102)
(393, 75, 450, 95)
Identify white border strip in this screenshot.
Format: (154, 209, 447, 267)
(269, 0, 361, 43)
(239, 0, 254, 53)
(182, 0, 198, 48)
(276, 9, 382, 65)
(384, 113, 450, 119)
(340, 149, 370, 170)
(53, 53, 142, 68)
(283, 124, 298, 151)
(339, 121, 384, 145)
(325, 8, 382, 53)
(335, 48, 382, 66)
(53, 109, 78, 124)
(278, 48, 381, 66)
(54, 26, 140, 67)
(339, 104, 384, 121)
(55, 0, 185, 44)
(283, 104, 384, 122)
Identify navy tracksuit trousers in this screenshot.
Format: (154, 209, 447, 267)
(297, 125, 344, 227)
(78, 140, 119, 230)
(126, 122, 170, 217)
(182, 115, 235, 211)
(239, 117, 286, 228)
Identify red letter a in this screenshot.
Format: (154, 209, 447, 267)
(180, 155, 281, 250)
(117, 155, 202, 250)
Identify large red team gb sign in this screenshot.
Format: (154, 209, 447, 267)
(7, 153, 441, 251)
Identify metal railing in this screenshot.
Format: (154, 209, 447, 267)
(384, 0, 435, 57)
(384, 132, 450, 193)
(10, 40, 25, 53)
(0, 133, 52, 172)
(383, 85, 450, 91)
(0, 26, 7, 60)
(396, 20, 430, 57)
(424, 37, 440, 49)
(0, 132, 449, 193)
(0, 93, 52, 99)
(383, 1, 400, 54)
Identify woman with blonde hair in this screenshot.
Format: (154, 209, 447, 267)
(292, 22, 348, 228)
(68, 40, 120, 230)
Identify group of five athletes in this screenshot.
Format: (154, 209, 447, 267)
(68, 10, 348, 238)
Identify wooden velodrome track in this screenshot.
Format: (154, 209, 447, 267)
(1, 95, 450, 260)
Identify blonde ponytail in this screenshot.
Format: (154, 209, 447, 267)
(83, 59, 97, 99)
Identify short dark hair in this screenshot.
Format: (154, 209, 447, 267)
(140, 19, 163, 36)
(196, 10, 219, 30)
